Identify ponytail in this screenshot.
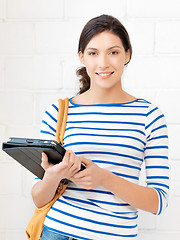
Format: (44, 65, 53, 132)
(76, 67, 90, 94)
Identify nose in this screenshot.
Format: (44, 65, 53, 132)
(98, 54, 109, 70)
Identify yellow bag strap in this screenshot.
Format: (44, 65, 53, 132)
(25, 98, 69, 240)
(56, 98, 69, 144)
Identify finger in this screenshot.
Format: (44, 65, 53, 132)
(62, 150, 70, 165)
(69, 153, 81, 174)
(41, 152, 51, 169)
(73, 168, 87, 179)
(79, 156, 92, 166)
(70, 177, 89, 188)
(69, 150, 75, 167)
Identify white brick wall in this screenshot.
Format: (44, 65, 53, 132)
(5, 56, 64, 89)
(127, 0, 180, 18)
(0, 0, 180, 239)
(0, 23, 34, 54)
(65, 0, 126, 19)
(6, 0, 64, 19)
(156, 21, 180, 54)
(125, 21, 155, 55)
(0, 0, 4, 19)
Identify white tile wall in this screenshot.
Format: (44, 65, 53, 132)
(156, 21, 180, 54)
(4, 56, 64, 90)
(125, 56, 180, 90)
(156, 90, 180, 124)
(0, 23, 35, 54)
(0, 56, 4, 89)
(0, 0, 5, 19)
(0, 0, 180, 239)
(0, 92, 34, 125)
(127, 0, 180, 18)
(65, 0, 126, 19)
(35, 21, 84, 54)
(6, 0, 64, 19)
(167, 125, 180, 159)
(125, 21, 155, 55)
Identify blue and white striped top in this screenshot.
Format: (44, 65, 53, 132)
(38, 97, 169, 240)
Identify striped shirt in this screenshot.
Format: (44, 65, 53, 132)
(37, 97, 169, 240)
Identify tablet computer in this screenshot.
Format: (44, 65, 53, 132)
(2, 137, 85, 180)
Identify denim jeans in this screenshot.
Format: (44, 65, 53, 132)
(41, 227, 78, 240)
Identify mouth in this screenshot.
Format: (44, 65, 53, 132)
(96, 72, 114, 78)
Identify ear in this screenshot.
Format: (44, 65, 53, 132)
(78, 51, 85, 65)
(125, 49, 131, 65)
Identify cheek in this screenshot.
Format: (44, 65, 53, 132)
(84, 65, 93, 78)
(86, 69, 91, 78)
(84, 61, 96, 74)
(113, 57, 126, 69)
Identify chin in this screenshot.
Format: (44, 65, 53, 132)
(97, 81, 121, 90)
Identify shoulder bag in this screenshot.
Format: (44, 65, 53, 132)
(26, 98, 69, 240)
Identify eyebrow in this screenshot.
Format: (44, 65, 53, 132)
(86, 46, 122, 51)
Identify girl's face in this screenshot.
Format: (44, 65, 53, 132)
(79, 31, 130, 91)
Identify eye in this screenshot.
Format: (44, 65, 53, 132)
(88, 52, 97, 56)
(110, 51, 119, 55)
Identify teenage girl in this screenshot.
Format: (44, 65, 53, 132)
(32, 14, 169, 240)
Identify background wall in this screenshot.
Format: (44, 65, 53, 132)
(0, 0, 180, 239)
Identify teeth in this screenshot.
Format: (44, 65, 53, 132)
(98, 73, 112, 76)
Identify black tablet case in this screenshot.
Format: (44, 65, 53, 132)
(2, 138, 66, 179)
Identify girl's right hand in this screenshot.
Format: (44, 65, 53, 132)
(41, 150, 82, 181)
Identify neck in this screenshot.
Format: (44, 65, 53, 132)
(83, 86, 127, 104)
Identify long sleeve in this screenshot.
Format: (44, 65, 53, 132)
(40, 102, 58, 140)
(32, 102, 59, 184)
(144, 104, 169, 215)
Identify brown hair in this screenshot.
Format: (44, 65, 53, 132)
(76, 14, 132, 94)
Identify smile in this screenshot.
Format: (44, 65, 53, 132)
(96, 72, 114, 77)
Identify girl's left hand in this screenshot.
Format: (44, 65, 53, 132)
(69, 157, 106, 189)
